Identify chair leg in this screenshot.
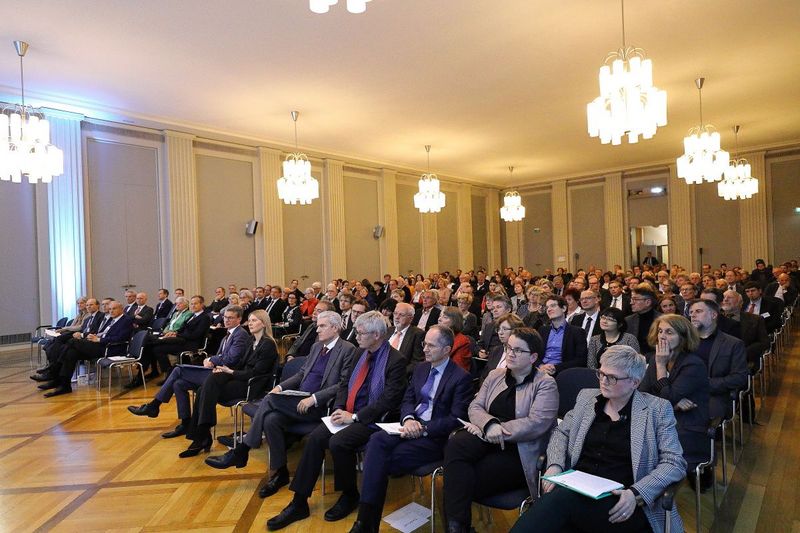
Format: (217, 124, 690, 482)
(720, 421, 728, 486)
(695, 465, 702, 533)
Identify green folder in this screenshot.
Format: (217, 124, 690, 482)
(542, 469, 624, 500)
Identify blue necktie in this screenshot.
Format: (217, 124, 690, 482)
(415, 367, 439, 420)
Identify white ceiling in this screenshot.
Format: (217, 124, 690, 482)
(1, 0, 799, 186)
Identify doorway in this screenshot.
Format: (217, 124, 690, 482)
(630, 225, 669, 266)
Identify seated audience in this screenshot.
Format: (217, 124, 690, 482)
(300, 287, 318, 317)
(587, 307, 640, 369)
(387, 302, 425, 373)
(658, 296, 678, 315)
(538, 295, 588, 376)
(285, 300, 334, 360)
(721, 290, 768, 366)
(570, 289, 604, 347)
(412, 289, 441, 331)
(765, 273, 798, 305)
(444, 328, 558, 533)
(563, 288, 583, 322)
(477, 295, 513, 357)
(437, 306, 473, 373)
(479, 313, 524, 381)
(514, 345, 686, 533)
(743, 281, 784, 334)
(626, 284, 662, 352)
(456, 293, 479, 339)
(273, 292, 302, 337)
(153, 288, 173, 319)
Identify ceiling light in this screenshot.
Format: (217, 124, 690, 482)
(650, 186, 664, 194)
(676, 78, 729, 184)
(277, 111, 319, 205)
(587, 0, 667, 145)
(0, 40, 64, 184)
(501, 167, 525, 222)
(309, 0, 371, 14)
(718, 125, 758, 201)
(414, 145, 445, 214)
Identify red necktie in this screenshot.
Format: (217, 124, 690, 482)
(747, 303, 756, 314)
(346, 354, 371, 413)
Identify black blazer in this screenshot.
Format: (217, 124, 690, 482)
(286, 323, 319, 358)
(177, 312, 211, 349)
(333, 346, 407, 424)
(477, 320, 501, 353)
(412, 307, 441, 331)
(154, 299, 173, 319)
(386, 325, 425, 374)
(708, 331, 748, 418)
(606, 293, 632, 316)
(765, 282, 797, 308)
(742, 295, 784, 334)
(738, 312, 769, 365)
(569, 312, 602, 341)
(400, 360, 473, 440)
(266, 298, 288, 324)
(208, 297, 229, 314)
(132, 305, 154, 328)
(253, 297, 269, 311)
(537, 323, 588, 374)
(231, 335, 278, 383)
(81, 312, 105, 335)
(279, 305, 302, 334)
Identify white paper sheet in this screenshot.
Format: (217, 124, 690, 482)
(44, 329, 60, 338)
(543, 469, 624, 499)
(376, 422, 403, 435)
(321, 415, 348, 434)
(274, 389, 311, 397)
(383, 502, 432, 532)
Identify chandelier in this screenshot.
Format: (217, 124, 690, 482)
(414, 145, 445, 213)
(500, 167, 525, 222)
(586, 0, 667, 145)
(676, 78, 729, 184)
(718, 125, 758, 200)
(277, 111, 319, 205)
(0, 41, 64, 184)
(310, 0, 371, 14)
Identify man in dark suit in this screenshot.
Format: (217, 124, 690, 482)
(722, 290, 768, 365)
(749, 259, 774, 288)
(387, 302, 425, 374)
(40, 300, 134, 397)
(587, 275, 611, 309)
(153, 288, 174, 319)
(341, 300, 367, 344)
(538, 295, 587, 376)
(700, 289, 742, 340)
(127, 304, 249, 437)
(606, 280, 632, 315)
(266, 286, 288, 324)
(724, 270, 746, 296)
(131, 292, 154, 329)
(351, 325, 473, 532)
(477, 295, 512, 357)
(35, 298, 105, 379)
(338, 294, 357, 339)
(742, 281, 784, 334)
(412, 289, 441, 331)
(252, 286, 269, 310)
(208, 286, 229, 314)
(285, 300, 335, 360)
(266, 311, 406, 531)
(625, 284, 662, 352)
(689, 299, 748, 419)
(122, 290, 137, 316)
(470, 271, 489, 315)
(205, 311, 356, 479)
(569, 290, 603, 347)
(765, 273, 798, 306)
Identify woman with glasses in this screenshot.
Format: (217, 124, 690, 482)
(479, 313, 524, 381)
(639, 314, 710, 490)
(587, 307, 640, 369)
(513, 345, 686, 533)
(456, 294, 479, 339)
(437, 306, 474, 372)
(444, 328, 558, 533)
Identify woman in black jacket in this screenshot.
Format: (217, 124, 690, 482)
(180, 309, 278, 457)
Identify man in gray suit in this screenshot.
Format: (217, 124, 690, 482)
(204, 310, 357, 497)
(386, 302, 425, 374)
(689, 299, 748, 419)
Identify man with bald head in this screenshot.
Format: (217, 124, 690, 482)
(387, 302, 425, 374)
(33, 298, 104, 380)
(721, 289, 768, 366)
(569, 290, 603, 346)
(131, 292, 154, 329)
(766, 273, 798, 305)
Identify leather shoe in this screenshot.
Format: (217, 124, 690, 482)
(205, 448, 248, 469)
(161, 424, 187, 438)
(349, 520, 377, 533)
(259, 467, 290, 498)
(36, 364, 52, 373)
(217, 433, 236, 448)
(266, 500, 310, 531)
(324, 492, 360, 522)
(44, 385, 72, 397)
(178, 437, 212, 458)
(38, 380, 60, 390)
(127, 402, 160, 418)
(30, 372, 54, 382)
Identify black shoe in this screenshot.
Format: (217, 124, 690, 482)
(447, 520, 468, 533)
(36, 364, 52, 373)
(267, 500, 310, 531)
(30, 372, 54, 382)
(44, 384, 72, 397)
(324, 492, 360, 522)
(38, 380, 60, 390)
(123, 376, 144, 389)
(127, 402, 160, 418)
(349, 520, 377, 533)
(161, 424, 187, 438)
(178, 437, 212, 458)
(217, 433, 236, 448)
(259, 466, 290, 498)
(205, 448, 248, 469)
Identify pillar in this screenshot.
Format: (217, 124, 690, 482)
(604, 172, 626, 270)
(322, 159, 347, 280)
(667, 163, 695, 271)
(738, 151, 768, 266)
(258, 147, 286, 284)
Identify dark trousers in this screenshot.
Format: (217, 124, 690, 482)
(59, 340, 107, 380)
(443, 430, 527, 526)
(44, 333, 73, 364)
(289, 421, 377, 499)
(247, 394, 325, 470)
(186, 373, 249, 440)
(147, 337, 191, 373)
(360, 431, 445, 513)
(154, 365, 211, 420)
(510, 486, 652, 533)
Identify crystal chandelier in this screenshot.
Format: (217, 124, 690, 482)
(718, 125, 758, 201)
(676, 78, 729, 184)
(500, 167, 525, 222)
(586, 0, 667, 145)
(414, 145, 445, 213)
(277, 111, 319, 205)
(0, 41, 64, 184)
(310, 0, 371, 14)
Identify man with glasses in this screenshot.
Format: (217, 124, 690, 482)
(350, 325, 473, 532)
(386, 302, 425, 374)
(127, 305, 248, 438)
(625, 285, 661, 352)
(537, 295, 588, 376)
(570, 290, 603, 346)
(267, 311, 406, 531)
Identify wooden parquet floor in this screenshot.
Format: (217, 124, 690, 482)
(1, 330, 796, 532)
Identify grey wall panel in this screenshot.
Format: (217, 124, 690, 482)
(770, 159, 800, 264)
(282, 174, 324, 285)
(570, 185, 606, 270)
(344, 176, 381, 281)
(437, 194, 459, 272)
(693, 181, 741, 267)
(397, 184, 422, 276)
(471, 195, 488, 271)
(522, 192, 554, 273)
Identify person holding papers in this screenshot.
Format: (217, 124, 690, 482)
(204, 311, 356, 495)
(513, 345, 686, 533)
(349, 325, 473, 533)
(443, 328, 558, 533)
(265, 311, 406, 531)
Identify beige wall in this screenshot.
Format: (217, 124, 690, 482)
(396, 183, 422, 276)
(343, 175, 381, 281)
(770, 158, 800, 263)
(282, 171, 324, 285)
(437, 193, 460, 272)
(195, 154, 256, 295)
(471, 195, 489, 270)
(522, 191, 554, 273)
(569, 184, 606, 271)
(693, 181, 741, 268)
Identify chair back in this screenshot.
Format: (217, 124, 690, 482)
(55, 316, 69, 328)
(129, 330, 149, 359)
(555, 367, 599, 418)
(150, 317, 168, 332)
(277, 356, 306, 385)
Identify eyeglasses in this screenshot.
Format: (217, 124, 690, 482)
(223, 315, 238, 321)
(599, 315, 617, 323)
(596, 370, 632, 386)
(508, 347, 531, 356)
(630, 297, 648, 302)
(497, 326, 513, 332)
